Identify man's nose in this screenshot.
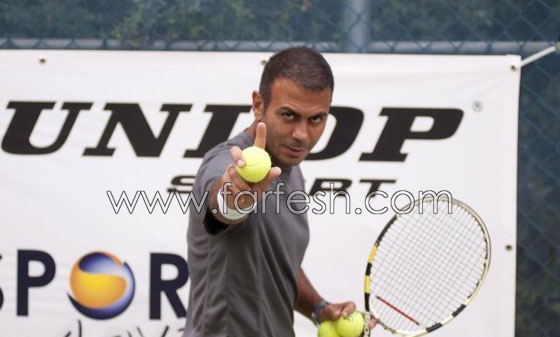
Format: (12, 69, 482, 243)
(291, 121, 308, 144)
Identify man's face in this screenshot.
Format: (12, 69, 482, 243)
(253, 78, 332, 168)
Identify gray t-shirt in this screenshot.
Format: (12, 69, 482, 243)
(184, 131, 310, 337)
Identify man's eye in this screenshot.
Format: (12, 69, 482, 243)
(310, 115, 324, 124)
(283, 112, 295, 120)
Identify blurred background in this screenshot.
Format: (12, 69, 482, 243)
(1, 1, 558, 335)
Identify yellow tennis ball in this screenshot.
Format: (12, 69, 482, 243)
(318, 321, 341, 337)
(236, 146, 271, 183)
(334, 312, 364, 337)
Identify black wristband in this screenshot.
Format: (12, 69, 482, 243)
(312, 300, 330, 326)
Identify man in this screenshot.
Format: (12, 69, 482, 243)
(184, 47, 373, 336)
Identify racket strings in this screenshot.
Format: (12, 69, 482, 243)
(403, 210, 464, 322)
(376, 211, 440, 327)
(418, 207, 484, 322)
(383, 203, 485, 328)
(375, 205, 458, 328)
(399, 206, 470, 327)
(443, 210, 487, 288)
(372, 209, 448, 329)
(369, 200, 489, 333)
(411, 204, 486, 323)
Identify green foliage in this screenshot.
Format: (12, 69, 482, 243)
(0, 0, 131, 38)
(111, 0, 343, 47)
(1, 0, 558, 44)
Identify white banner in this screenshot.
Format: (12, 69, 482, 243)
(0, 51, 519, 337)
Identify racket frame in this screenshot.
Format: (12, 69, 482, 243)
(362, 197, 491, 337)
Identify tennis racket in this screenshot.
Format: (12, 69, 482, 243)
(362, 196, 491, 336)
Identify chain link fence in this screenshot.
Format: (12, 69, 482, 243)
(1, 0, 559, 336)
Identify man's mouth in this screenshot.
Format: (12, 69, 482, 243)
(284, 145, 306, 157)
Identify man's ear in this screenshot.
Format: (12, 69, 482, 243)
(252, 90, 264, 121)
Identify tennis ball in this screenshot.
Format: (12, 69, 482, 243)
(236, 146, 271, 183)
(334, 312, 364, 337)
(318, 321, 341, 337)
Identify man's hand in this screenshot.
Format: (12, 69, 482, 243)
(319, 301, 376, 335)
(221, 122, 281, 211)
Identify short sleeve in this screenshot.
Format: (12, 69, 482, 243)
(195, 146, 232, 194)
(191, 144, 242, 236)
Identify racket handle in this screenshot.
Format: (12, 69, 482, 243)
(363, 311, 372, 337)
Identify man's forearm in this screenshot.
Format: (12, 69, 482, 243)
(295, 268, 324, 319)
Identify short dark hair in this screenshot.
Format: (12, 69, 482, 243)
(259, 47, 334, 110)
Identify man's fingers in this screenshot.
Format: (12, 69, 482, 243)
(230, 146, 244, 167)
(222, 165, 255, 209)
(321, 305, 342, 321)
(226, 165, 252, 191)
(256, 166, 281, 191)
(267, 166, 282, 182)
(341, 302, 356, 318)
(254, 122, 266, 148)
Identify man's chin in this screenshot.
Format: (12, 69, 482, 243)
(275, 155, 306, 169)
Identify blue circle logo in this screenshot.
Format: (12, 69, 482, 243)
(68, 252, 135, 319)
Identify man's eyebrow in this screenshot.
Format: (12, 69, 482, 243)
(311, 112, 329, 118)
(278, 107, 328, 117)
(279, 107, 300, 115)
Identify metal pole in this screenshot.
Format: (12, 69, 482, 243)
(341, 0, 371, 53)
(3, 38, 559, 55)
(520, 43, 559, 67)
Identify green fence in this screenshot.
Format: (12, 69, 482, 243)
(1, 1, 559, 336)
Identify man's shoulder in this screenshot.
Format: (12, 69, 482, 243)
(202, 131, 252, 161)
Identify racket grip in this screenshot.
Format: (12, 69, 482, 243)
(363, 311, 371, 337)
